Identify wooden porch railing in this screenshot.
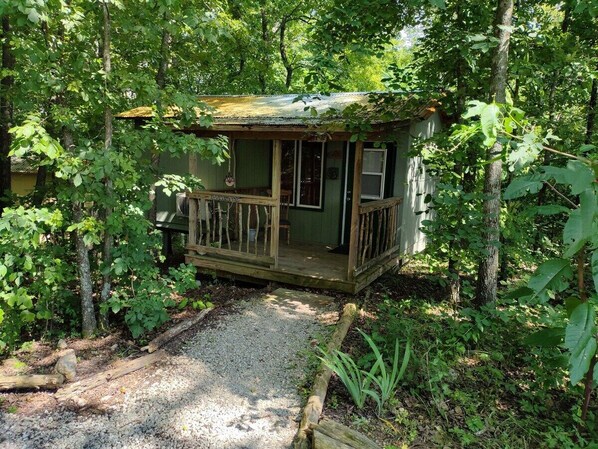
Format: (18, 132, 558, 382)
(186, 190, 279, 266)
(354, 196, 402, 276)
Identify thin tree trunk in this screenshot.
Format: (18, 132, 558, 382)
(74, 202, 96, 338)
(258, 6, 269, 94)
(65, 129, 96, 338)
(279, 19, 293, 90)
(0, 15, 14, 215)
(475, 0, 514, 307)
(99, 1, 113, 330)
(32, 166, 47, 207)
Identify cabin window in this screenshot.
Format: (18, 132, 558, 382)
(361, 148, 387, 200)
(280, 140, 325, 209)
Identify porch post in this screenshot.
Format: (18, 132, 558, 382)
(347, 140, 363, 280)
(270, 139, 282, 268)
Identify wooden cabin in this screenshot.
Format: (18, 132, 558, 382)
(118, 93, 440, 293)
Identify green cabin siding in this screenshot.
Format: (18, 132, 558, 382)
(234, 140, 271, 189)
(154, 113, 439, 248)
(287, 141, 344, 246)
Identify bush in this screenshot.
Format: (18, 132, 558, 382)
(0, 207, 77, 352)
(102, 264, 197, 338)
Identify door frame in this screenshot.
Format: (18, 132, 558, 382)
(340, 142, 396, 245)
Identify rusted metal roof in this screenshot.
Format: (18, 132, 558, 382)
(117, 92, 437, 130)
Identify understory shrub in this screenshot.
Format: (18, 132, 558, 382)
(363, 293, 596, 447)
(102, 263, 197, 338)
(0, 207, 77, 352)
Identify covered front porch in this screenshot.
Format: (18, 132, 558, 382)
(184, 140, 404, 294)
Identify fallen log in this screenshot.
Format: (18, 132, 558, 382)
(0, 374, 65, 391)
(55, 349, 166, 401)
(141, 308, 212, 353)
(312, 419, 381, 449)
(293, 302, 358, 449)
(312, 429, 353, 449)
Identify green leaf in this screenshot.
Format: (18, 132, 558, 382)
(73, 174, 83, 187)
(428, 0, 446, 8)
(480, 103, 501, 147)
(463, 100, 487, 119)
(20, 310, 36, 323)
(0, 264, 6, 279)
(563, 189, 597, 257)
(529, 205, 570, 216)
(564, 303, 597, 385)
(504, 176, 544, 200)
(543, 161, 595, 195)
(27, 9, 41, 24)
(528, 258, 573, 302)
(565, 297, 582, 317)
(524, 327, 565, 347)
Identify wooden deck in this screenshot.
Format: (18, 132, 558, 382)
(183, 155, 404, 293)
(186, 240, 401, 294)
(278, 243, 348, 281)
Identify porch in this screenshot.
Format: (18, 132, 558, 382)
(183, 140, 404, 294)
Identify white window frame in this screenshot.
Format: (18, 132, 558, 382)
(296, 141, 325, 209)
(361, 147, 387, 200)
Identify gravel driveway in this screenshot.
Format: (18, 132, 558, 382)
(0, 288, 338, 449)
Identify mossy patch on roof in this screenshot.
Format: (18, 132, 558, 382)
(117, 92, 436, 129)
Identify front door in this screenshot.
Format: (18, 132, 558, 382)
(340, 142, 396, 245)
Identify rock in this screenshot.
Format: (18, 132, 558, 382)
(110, 343, 118, 351)
(56, 339, 68, 350)
(54, 349, 77, 381)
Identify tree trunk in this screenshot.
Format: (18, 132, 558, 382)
(75, 207, 96, 339)
(65, 128, 96, 338)
(475, 0, 514, 307)
(279, 19, 293, 90)
(99, 2, 113, 330)
(32, 166, 48, 207)
(0, 15, 14, 215)
(258, 6, 269, 94)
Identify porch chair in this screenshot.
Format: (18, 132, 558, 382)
(266, 189, 292, 244)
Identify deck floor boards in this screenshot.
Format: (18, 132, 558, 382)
(277, 242, 348, 281)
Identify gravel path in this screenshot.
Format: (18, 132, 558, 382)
(0, 288, 338, 449)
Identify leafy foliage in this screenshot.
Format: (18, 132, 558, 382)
(0, 207, 76, 350)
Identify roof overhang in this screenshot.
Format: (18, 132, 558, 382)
(117, 92, 439, 141)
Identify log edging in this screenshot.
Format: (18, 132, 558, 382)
(292, 302, 358, 449)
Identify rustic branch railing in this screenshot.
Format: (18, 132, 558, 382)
(186, 191, 278, 266)
(354, 197, 402, 276)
